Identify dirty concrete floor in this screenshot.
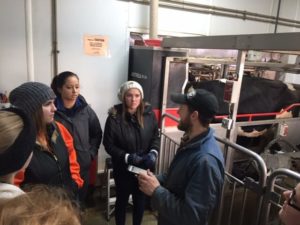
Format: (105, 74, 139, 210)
(81, 186, 157, 225)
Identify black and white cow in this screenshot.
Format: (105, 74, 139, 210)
(186, 75, 299, 120)
(186, 75, 300, 152)
(187, 76, 300, 178)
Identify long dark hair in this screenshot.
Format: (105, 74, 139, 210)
(51, 71, 79, 97)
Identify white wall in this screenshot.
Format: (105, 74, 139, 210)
(56, 0, 130, 171)
(128, 0, 300, 35)
(0, 0, 28, 92)
(1, 0, 300, 171)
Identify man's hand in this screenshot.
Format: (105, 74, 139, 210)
(137, 170, 160, 196)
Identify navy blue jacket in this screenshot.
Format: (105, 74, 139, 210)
(54, 95, 102, 172)
(151, 128, 224, 225)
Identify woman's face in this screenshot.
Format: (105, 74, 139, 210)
(42, 99, 56, 124)
(59, 76, 80, 101)
(279, 183, 300, 225)
(124, 88, 142, 113)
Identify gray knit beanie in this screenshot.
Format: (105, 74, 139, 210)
(9, 82, 56, 114)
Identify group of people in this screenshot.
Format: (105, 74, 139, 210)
(0, 71, 299, 225)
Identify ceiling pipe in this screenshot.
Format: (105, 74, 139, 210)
(120, 0, 300, 29)
(25, 0, 35, 81)
(150, 0, 159, 39)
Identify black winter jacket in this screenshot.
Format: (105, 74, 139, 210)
(103, 103, 160, 171)
(21, 122, 83, 196)
(54, 95, 102, 172)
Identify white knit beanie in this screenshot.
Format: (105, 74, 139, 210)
(118, 81, 144, 102)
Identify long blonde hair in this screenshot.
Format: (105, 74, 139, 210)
(0, 185, 81, 225)
(0, 111, 23, 154)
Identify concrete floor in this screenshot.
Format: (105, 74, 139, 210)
(81, 187, 157, 225)
(82, 208, 157, 225)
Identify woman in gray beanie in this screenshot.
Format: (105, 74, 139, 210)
(9, 82, 83, 199)
(103, 80, 160, 225)
(0, 107, 35, 205)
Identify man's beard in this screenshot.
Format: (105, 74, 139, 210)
(177, 116, 192, 132)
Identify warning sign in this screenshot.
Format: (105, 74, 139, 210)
(84, 35, 108, 56)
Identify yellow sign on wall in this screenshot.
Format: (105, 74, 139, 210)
(84, 35, 108, 56)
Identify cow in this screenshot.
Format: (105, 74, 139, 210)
(186, 75, 300, 151)
(186, 76, 299, 120)
(186, 75, 300, 179)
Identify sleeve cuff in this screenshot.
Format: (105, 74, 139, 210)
(125, 153, 129, 164)
(150, 149, 158, 157)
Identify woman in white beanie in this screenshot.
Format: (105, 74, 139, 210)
(9, 82, 83, 200)
(103, 80, 160, 225)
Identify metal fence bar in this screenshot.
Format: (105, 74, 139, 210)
(215, 137, 267, 225)
(260, 168, 300, 225)
(227, 180, 237, 225)
(158, 113, 180, 174)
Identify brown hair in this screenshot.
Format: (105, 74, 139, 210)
(122, 99, 145, 128)
(32, 107, 49, 150)
(0, 185, 81, 225)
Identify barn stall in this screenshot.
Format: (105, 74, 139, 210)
(158, 32, 300, 171)
(129, 32, 300, 225)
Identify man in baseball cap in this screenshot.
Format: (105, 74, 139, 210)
(171, 88, 219, 131)
(138, 88, 224, 225)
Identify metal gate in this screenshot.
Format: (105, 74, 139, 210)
(260, 168, 300, 225)
(158, 113, 268, 225)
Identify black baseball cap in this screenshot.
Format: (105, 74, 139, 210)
(171, 89, 219, 119)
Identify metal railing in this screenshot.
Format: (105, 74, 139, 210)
(158, 113, 180, 174)
(214, 136, 267, 225)
(260, 168, 300, 225)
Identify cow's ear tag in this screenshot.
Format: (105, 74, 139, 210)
(187, 89, 196, 99)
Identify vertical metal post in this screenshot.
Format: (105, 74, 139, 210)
(51, 0, 58, 77)
(150, 0, 159, 39)
(25, 0, 35, 81)
(274, 0, 282, 33)
(224, 50, 247, 172)
(158, 56, 172, 174)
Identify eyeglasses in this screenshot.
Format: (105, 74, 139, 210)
(288, 189, 300, 212)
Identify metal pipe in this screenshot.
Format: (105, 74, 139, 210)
(274, 0, 282, 33)
(150, 0, 159, 39)
(120, 0, 300, 29)
(25, 0, 35, 81)
(51, 0, 58, 77)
